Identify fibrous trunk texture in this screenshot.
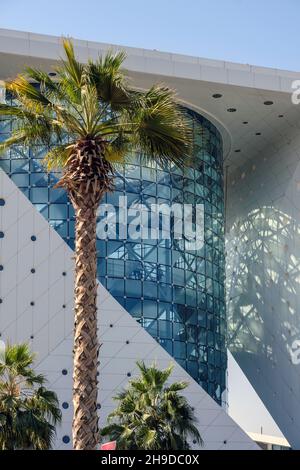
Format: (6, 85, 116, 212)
(56, 139, 113, 450)
(72, 193, 99, 450)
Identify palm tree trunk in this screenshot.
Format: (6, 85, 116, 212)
(56, 139, 114, 450)
(71, 192, 99, 450)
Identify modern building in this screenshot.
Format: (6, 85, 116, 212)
(247, 433, 291, 451)
(0, 28, 299, 449)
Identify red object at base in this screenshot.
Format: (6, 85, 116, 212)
(100, 441, 117, 450)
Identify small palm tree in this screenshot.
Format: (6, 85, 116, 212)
(101, 361, 202, 450)
(0, 343, 61, 450)
(0, 40, 192, 449)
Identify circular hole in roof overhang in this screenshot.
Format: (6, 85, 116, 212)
(212, 93, 222, 99)
(234, 149, 241, 153)
(264, 101, 274, 105)
(227, 108, 237, 113)
(48, 72, 56, 77)
(278, 114, 284, 118)
(243, 121, 248, 124)
(256, 132, 261, 135)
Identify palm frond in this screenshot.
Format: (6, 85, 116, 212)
(61, 38, 83, 87)
(166, 381, 188, 392)
(0, 343, 61, 450)
(1, 38, 193, 179)
(6, 75, 51, 107)
(24, 67, 66, 104)
(0, 132, 28, 154)
(80, 82, 100, 134)
(131, 85, 193, 166)
(104, 131, 133, 164)
(87, 50, 133, 110)
(43, 144, 73, 171)
(101, 361, 202, 450)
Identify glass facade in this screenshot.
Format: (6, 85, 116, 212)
(0, 100, 226, 405)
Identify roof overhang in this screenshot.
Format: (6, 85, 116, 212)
(1, 28, 300, 174)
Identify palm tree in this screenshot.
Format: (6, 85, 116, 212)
(0, 343, 61, 450)
(101, 361, 202, 450)
(0, 40, 192, 450)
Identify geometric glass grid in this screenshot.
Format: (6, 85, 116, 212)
(0, 103, 226, 406)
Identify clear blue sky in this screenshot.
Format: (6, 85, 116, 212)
(1, 0, 300, 71)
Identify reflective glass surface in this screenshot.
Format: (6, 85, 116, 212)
(0, 101, 226, 405)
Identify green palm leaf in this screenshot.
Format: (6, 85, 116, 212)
(0, 343, 61, 450)
(101, 361, 202, 450)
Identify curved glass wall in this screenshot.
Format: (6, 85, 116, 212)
(0, 102, 226, 405)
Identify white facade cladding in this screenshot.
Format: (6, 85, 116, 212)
(0, 169, 257, 450)
(226, 123, 300, 449)
(1, 27, 300, 449)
